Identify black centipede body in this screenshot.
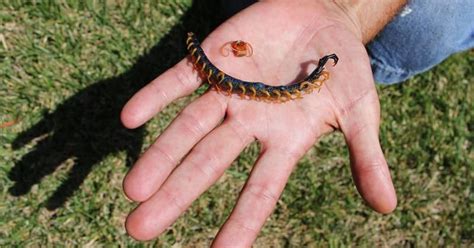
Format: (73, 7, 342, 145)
(186, 32, 338, 102)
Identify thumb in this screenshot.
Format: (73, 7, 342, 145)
(340, 94, 397, 214)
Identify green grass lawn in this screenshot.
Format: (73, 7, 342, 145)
(0, 1, 472, 247)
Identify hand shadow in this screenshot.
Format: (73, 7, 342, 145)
(8, 0, 224, 211)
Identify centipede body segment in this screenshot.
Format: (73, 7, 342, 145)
(186, 32, 338, 102)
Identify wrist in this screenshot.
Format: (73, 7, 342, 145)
(329, 0, 407, 44)
(324, 0, 364, 42)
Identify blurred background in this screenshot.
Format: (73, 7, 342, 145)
(0, 1, 472, 246)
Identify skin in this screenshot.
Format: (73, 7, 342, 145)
(121, 0, 403, 246)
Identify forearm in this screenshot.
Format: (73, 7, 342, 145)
(330, 0, 407, 44)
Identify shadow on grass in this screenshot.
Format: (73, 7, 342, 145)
(8, 0, 226, 210)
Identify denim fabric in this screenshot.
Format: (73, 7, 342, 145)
(368, 0, 474, 84)
(220, 0, 474, 84)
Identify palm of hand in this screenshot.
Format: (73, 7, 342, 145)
(121, 1, 396, 246)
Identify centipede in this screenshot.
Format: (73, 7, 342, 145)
(186, 32, 338, 102)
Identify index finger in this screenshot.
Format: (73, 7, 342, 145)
(121, 58, 201, 129)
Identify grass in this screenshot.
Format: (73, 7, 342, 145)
(0, 1, 472, 247)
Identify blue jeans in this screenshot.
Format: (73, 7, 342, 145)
(220, 0, 474, 84)
(368, 0, 474, 84)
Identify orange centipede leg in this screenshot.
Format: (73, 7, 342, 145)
(217, 72, 225, 84)
(207, 69, 214, 84)
(307, 83, 316, 93)
(214, 73, 223, 92)
(311, 81, 322, 93)
(315, 80, 325, 93)
(261, 90, 271, 101)
(319, 81, 326, 92)
(283, 90, 293, 101)
(300, 81, 310, 90)
(194, 55, 201, 66)
(319, 71, 329, 81)
(293, 89, 302, 99)
(272, 90, 281, 102)
(300, 81, 315, 94)
(226, 81, 233, 96)
(238, 85, 246, 99)
(186, 33, 194, 43)
(214, 83, 221, 93)
(250, 87, 257, 100)
(313, 79, 322, 88)
(187, 42, 194, 50)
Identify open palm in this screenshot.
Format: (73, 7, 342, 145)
(121, 1, 397, 246)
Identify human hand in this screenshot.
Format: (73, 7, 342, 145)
(121, 0, 397, 246)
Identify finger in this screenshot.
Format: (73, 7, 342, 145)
(212, 148, 300, 247)
(345, 125, 397, 213)
(121, 58, 201, 129)
(125, 120, 254, 241)
(123, 91, 227, 202)
(341, 95, 397, 214)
